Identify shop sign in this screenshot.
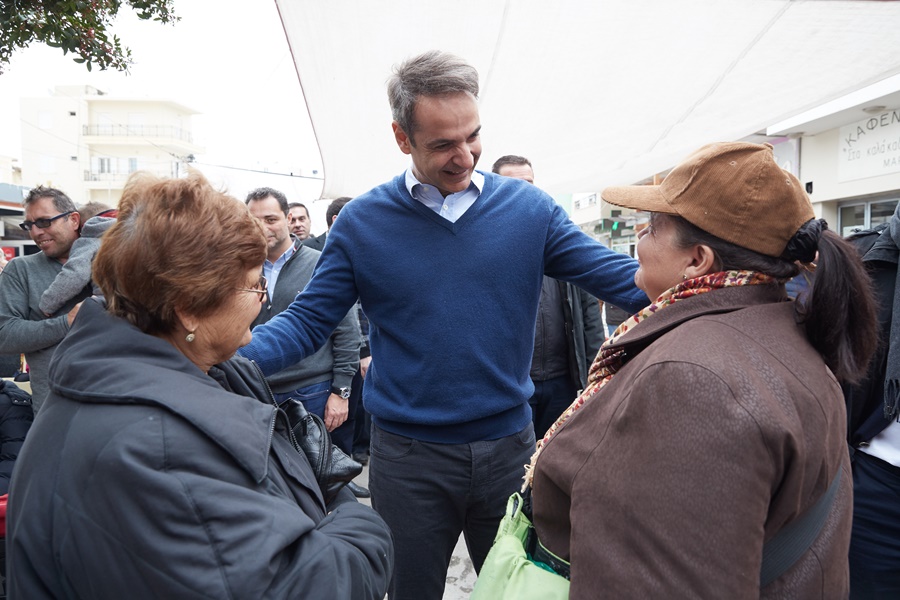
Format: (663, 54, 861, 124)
(839, 109, 900, 182)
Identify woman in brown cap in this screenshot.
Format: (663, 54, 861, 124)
(525, 142, 876, 598)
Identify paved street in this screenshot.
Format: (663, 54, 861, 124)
(354, 463, 478, 599)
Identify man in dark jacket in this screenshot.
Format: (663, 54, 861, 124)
(0, 380, 32, 495)
(246, 188, 369, 498)
(492, 155, 605, 435)
(303, 197, 351, 251)
(0, 380, 31, 596)
(288, 202, 311, 241)
(844, 212, 900, 598)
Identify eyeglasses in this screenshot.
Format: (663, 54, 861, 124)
(19, 211, 75, 231)
(236, 274, 268, 303)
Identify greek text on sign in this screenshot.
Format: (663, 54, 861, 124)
(838, 110, 900, 183)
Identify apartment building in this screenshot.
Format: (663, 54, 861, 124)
(19, 85, 203, 207)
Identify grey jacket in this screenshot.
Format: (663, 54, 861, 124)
(0, 252, 91, 412)
(8, 299, 392, 599)
(253, 239, 360, 393)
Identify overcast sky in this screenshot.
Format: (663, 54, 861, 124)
(0, 0, 336, 232)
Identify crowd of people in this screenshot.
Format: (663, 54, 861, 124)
(0, 49, 896, 599)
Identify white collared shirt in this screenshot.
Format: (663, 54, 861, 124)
(860, 419, 900, 467)
(405, 169, 484, 223)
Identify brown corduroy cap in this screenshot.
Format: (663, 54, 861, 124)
(601, 142, 815, 257)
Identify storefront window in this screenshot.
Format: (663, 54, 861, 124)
(839, 204, 866, 237)
(871, 200, 898, 227)
(1, 210, 31, 258)
(839, 199, 898, 236)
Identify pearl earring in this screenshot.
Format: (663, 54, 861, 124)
(186, 331, 196, 343)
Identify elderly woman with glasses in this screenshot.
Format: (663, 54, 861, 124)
(521, 143, 877, 598)
(6, 172, 392, 599)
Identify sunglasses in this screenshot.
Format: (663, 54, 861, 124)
(236, 274, 268, 303)
(19, 211, 75, 231)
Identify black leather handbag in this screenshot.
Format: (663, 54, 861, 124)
(282, 399, 362, 504)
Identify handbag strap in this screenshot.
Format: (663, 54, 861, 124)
(759, 468, 841, 588)
(520, 487, 572, 579)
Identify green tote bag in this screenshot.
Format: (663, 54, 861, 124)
(471, 492, 570, 599)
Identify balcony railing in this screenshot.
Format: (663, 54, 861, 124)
(82, 124, 194, 144)
(83, 171, 130, 183)
(83, 169, 177, 183)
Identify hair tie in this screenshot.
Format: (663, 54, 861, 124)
(784, 218, 827, 263)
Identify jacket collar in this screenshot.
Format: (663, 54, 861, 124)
(288, 235, 306, 256)
(607, 284, 788, 357)
(49, 298, 277, 483)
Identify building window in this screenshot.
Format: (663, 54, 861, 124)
(871, 200, 896, 228)
(128, 158, 138, 173)
(839, 198, 899, 236)
(611, 241, 635, 258)
(98, 157, 111, 174)
(574, 194, 597, 211)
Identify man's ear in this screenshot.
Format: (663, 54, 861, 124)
(393, 121, 412, 155)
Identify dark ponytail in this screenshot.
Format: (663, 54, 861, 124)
(795, 229, 877, 384)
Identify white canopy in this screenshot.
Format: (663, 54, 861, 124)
(275, 0, 900, 197)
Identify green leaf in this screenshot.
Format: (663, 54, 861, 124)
(2, 0, 178, 73)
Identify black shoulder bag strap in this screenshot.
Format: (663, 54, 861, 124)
(759, 468, 842, 588)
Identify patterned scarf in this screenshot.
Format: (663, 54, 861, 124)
(522, 270, 777, 489)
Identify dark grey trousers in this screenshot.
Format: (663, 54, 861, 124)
(369, 422, 535, 600)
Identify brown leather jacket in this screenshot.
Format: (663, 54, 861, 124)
(532, 284, 851, 599)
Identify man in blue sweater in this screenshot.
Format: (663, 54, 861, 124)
(239, 50, 648, 600)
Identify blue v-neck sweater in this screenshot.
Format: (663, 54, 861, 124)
(240, 171, 647, 443)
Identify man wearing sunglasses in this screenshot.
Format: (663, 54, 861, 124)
(0, 186, 88, 414)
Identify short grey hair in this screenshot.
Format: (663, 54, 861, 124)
(387, 50, 479, 144)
